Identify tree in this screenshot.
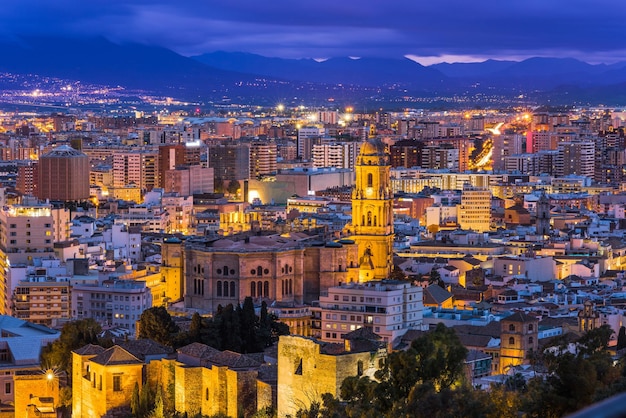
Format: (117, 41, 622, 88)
(138, 307, 179, 347)
(410, 323, 468, 390)
(219, 304, 242, 352)
(617, 326, 626, 350)
(240, 297, 259, 353)
(214, 177, 225, 193)
(41, 318, 102, 383)
(389, 265, 407, 281)
(189, 312, 203, 343)
(131, 382, 141, 417)
(227, 179, 241, 195)
(428, 268, 445, 289)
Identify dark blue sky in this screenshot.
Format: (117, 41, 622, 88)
(2, 0, 624, 64)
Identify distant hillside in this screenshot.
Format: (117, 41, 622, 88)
(192, 52, 448, 88)
(1, 37, 626, 107)
(0, 37, 254, 94)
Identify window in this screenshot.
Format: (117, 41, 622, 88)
(509, 337, 515, 345)
(4, 382, 9, 394)
(216, 281, 222, 297)
(528, 324, 534, 331)
(230, 281, 236, 297)
(295, 359, 303, 375)
(528, 336, 534, 344)
(205, 388, 209, 400)
(367, 173, 373, 188)
(113, 375, 122, 391)
(251, 282, 256, 297)
(263, 281, 269, 297)
(508, 324, 515, 332)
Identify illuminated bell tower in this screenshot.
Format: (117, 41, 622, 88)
(352, 139, 394, 282)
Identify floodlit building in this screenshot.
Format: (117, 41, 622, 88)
(458, 184, 491, 232)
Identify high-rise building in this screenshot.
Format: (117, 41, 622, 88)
(36, 145, 89, 201)
(249, 142, 277, 177)
(312, 141, 359, 169)
(16, 162, 38, 196)
(164, 165, 214, 196)
(208, 143, 250, 181)
(158, 144, 186, 188)
(556, 140, 595, 178)
(297, 126, 324, 160)
(492, 134, 525, 171)
(112, 150, 158, 192)
(351, 139, 394, 282)
(0, 203, 59, 314)
(390, 139, 423, 168)
(458, 184, 491, 232)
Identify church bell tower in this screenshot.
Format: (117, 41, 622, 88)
(351, 139, 394, 282)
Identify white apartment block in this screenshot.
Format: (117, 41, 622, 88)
(312, 142, 359, 169)
(72, 279, 152, 330)
(317, 280, 424, 344)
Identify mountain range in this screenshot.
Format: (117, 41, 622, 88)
(1, 36, 626, 107)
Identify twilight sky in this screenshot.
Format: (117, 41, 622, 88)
(1, 0, 625, 64)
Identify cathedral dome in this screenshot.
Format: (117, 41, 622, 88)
(359, 139, 385, 156)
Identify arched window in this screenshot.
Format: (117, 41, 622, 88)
(281, 280, 285, 296)
(251, 281, 256, 297)
(509, 324, 515, 332)
(509, 337, 515, 345)
(289, 279, 293, 295)
(230, 281, 236, 297)
(223, 282, 229, 297)
(257, 266, 263, 276)
(367, 211, 372, 226)
(223, 265, 229, 276)
(216, 281, 222, 297)
(373, 215, 377, 227)
(264, 281, 269, 298)
(528, 336, 534, 344)
(528, 324, 534, 331)
(367, 173, 373, 188)
(258, 281, 263, 297)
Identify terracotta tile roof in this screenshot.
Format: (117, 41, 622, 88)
(73, 344, 105, 356)
(118, 339, 173, 360)
(344, 326, 382, 341)
(177, 342, 221, 360)
(90, 346, 143, 366)
(204, 350, 262, 369)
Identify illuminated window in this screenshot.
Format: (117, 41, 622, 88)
(113, 375, 122, 391)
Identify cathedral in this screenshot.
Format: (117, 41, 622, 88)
(182, 139, 395, 313)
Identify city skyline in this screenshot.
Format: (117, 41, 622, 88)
(1, 1, 626, 65)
